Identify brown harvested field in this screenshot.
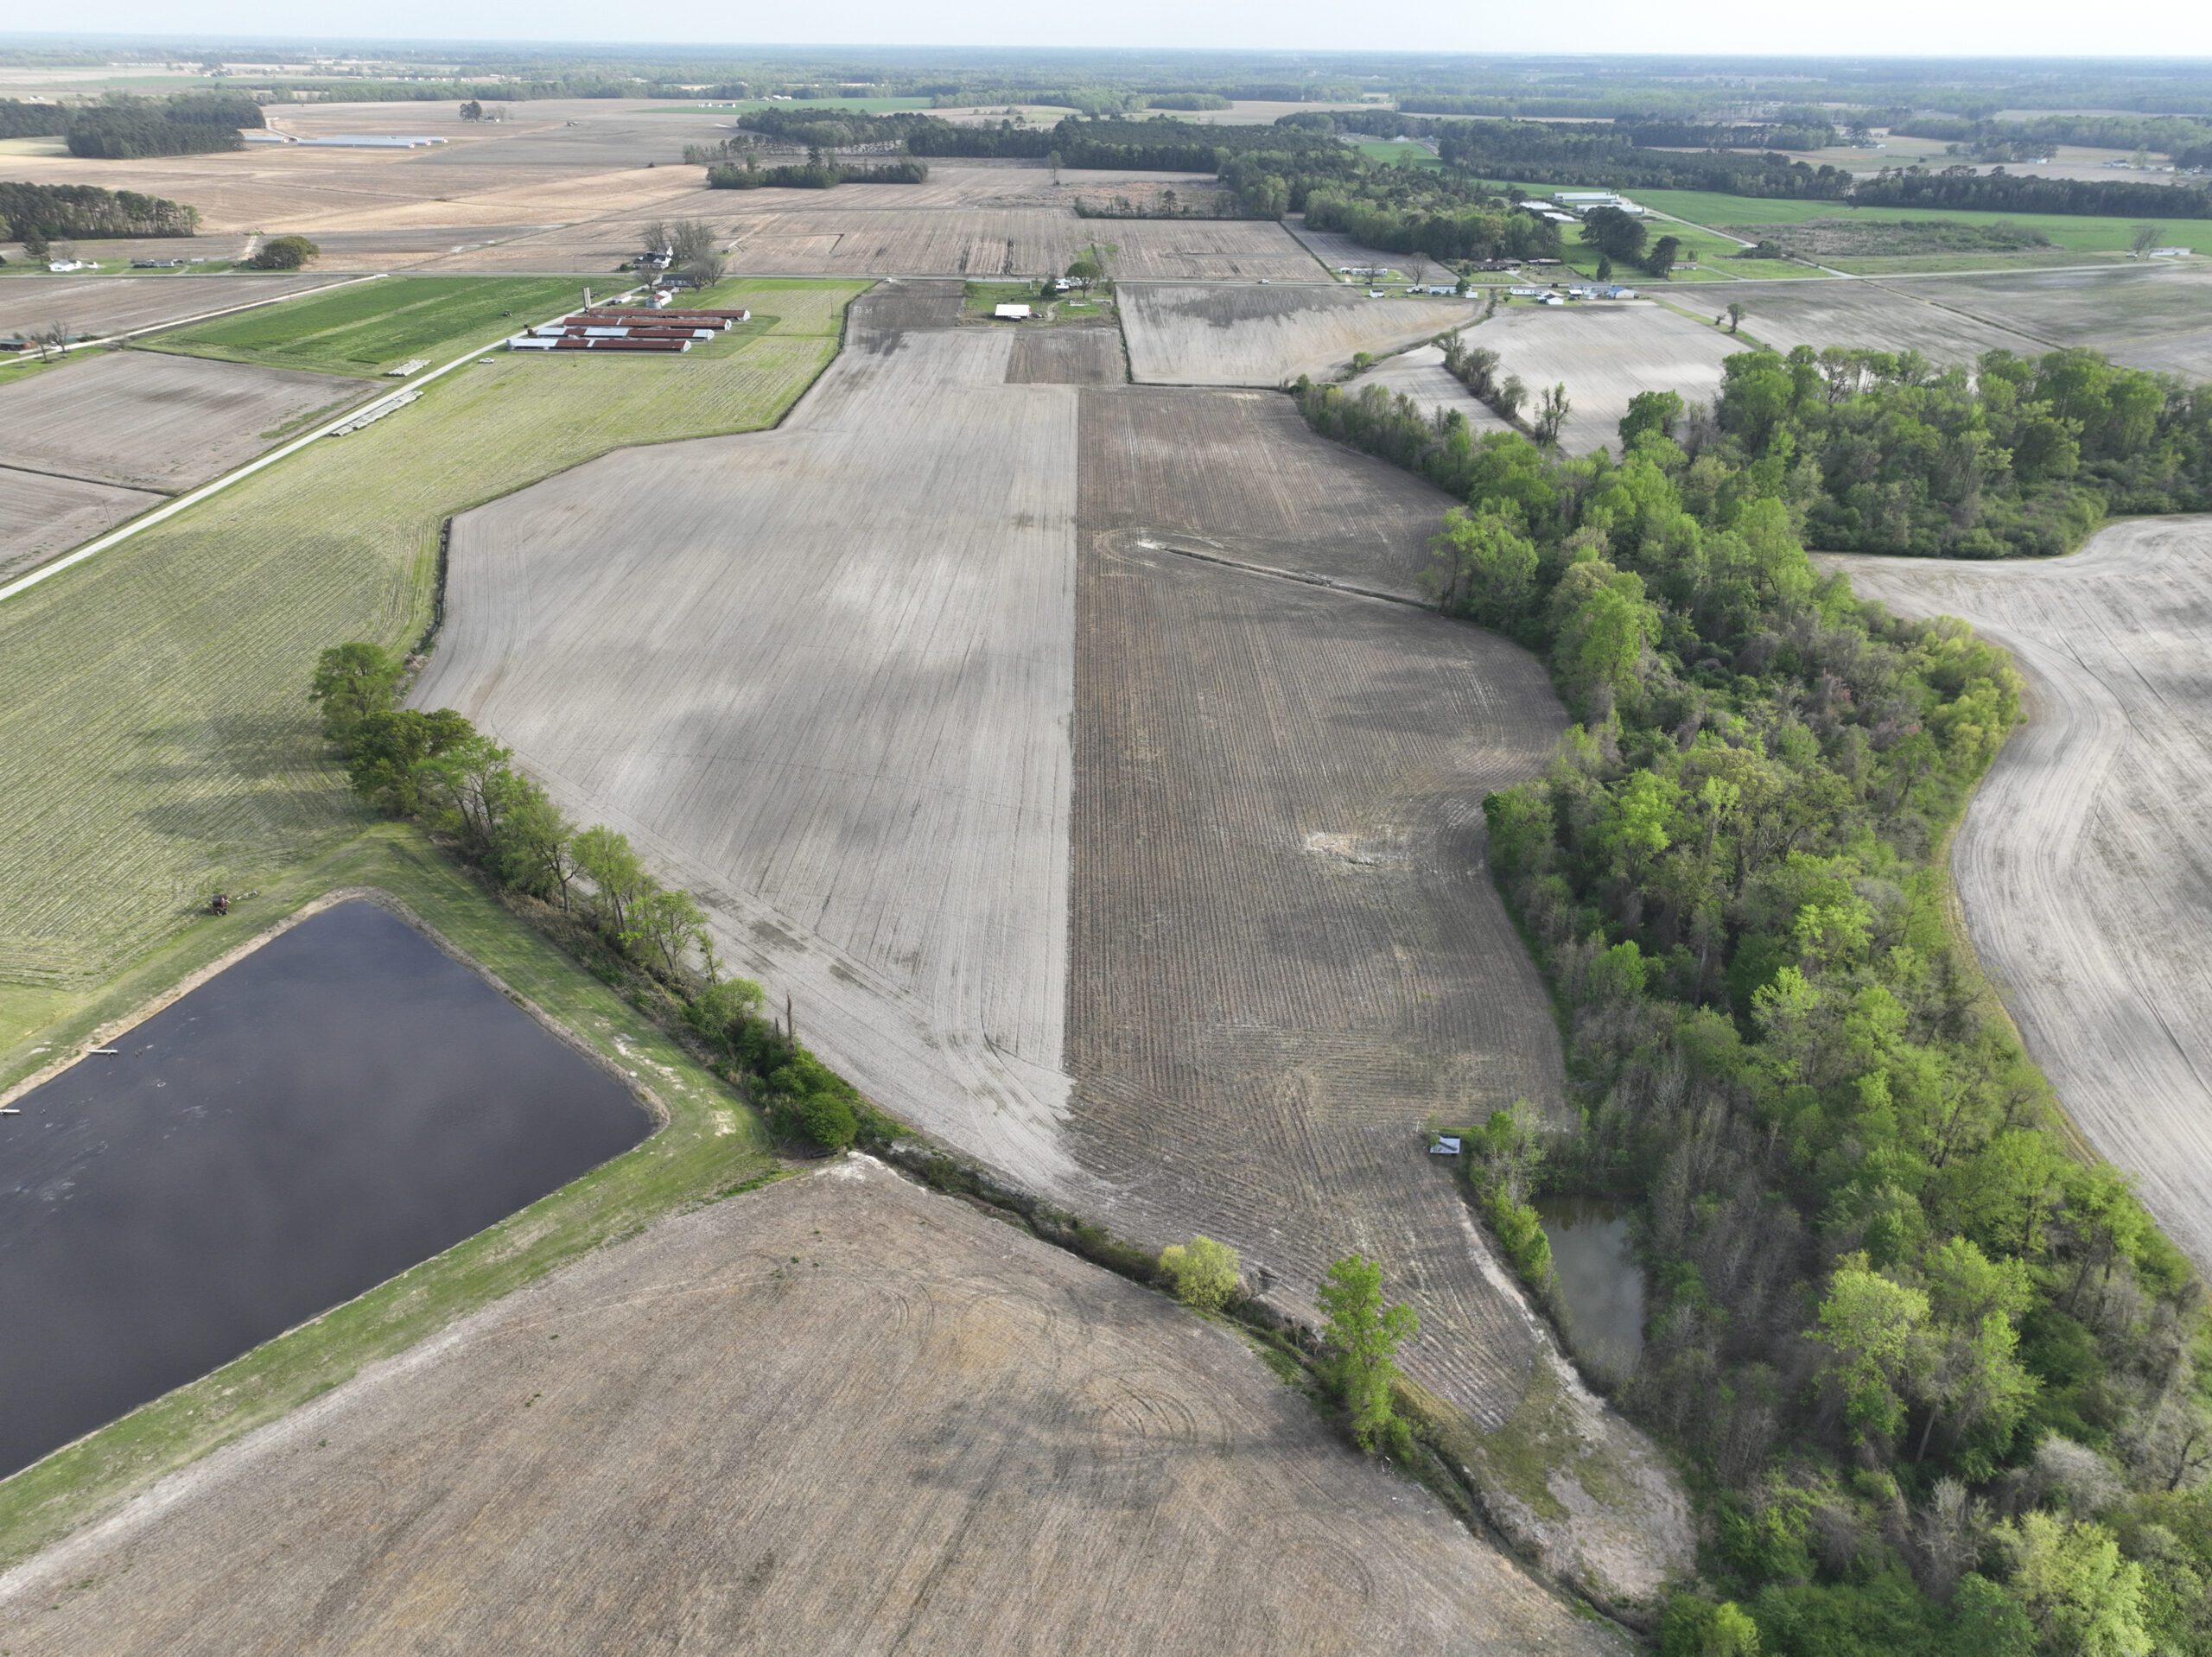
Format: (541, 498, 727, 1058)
(1686, 279, 2045, 365)
(0, 470, 161, 585)
(1885, 264, 2212, 378)
(0, 139, 702, 245)
(1077, 385, 1462, 596)
(0, 1158, 1624, 1657)
(0, 352, 362, 492)
(411, 298, 1082, 1184)
(1070, 400, 1690, 1602)
(1120, 283, 1480, 387)
(1005, 325, 1127, 384)
(1355, 342, 1518, 437)
(0, 275, 333, 342)
(413, 293, 1692, 1604)
(1824, 519, 2212, 1275)
(668, 209, 1315, 280)
(1481, 302, 1738, 455)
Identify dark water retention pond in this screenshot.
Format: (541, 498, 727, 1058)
(0, 901, 651, 1479)
(1536, 1194, 1647, 1382)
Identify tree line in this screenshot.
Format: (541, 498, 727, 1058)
(0, 181, 199, 243)
(1709, 343, 2212, 557)
(1293, 373, 2212, 1654)
(706, 156, 929, 190)
(63, 92, 264, 160)
(308, 644, 870, 1155)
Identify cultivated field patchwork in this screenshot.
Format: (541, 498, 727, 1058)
(0, 281, 861, 995)
(0, 1159, 1623, 1656)
(1120, 282, 1478, 386)
(1826, 520, 2212, 1276)
(413, 300, 1084, 1184)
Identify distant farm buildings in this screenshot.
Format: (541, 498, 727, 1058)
(506, 307, 751, 353)
(1522, 189, 1648, 220)
(992, 303, 1033, 320)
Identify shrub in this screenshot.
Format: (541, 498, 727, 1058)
(1159, 1235, 1241, 1312)
(244, 234, 319, 270)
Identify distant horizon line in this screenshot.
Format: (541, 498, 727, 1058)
(2, 33, 2208, 65)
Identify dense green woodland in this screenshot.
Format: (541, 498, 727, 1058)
(0, 181, 198, 240)
(1711, 346, 2212, 557)
(62, 93, 264, 159)
(1295, 363, 2212, 1654)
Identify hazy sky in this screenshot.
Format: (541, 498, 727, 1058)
(29, 1, 2212, 60)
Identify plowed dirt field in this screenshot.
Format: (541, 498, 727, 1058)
(1480, 302, 1737, 456)
(1826, 519, 2212, 1274)
(1120, 283, 1478, 386)
(0, 352, 360, 492)
(411, 298, 1693, 1602)
(0, 1159, 1625, 1657)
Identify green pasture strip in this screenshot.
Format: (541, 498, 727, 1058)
(0, 278, 868, 1015)
(1355, 138, 1441, 168)
(0, 822, 777, 1571)
(1636, 188, 2212, 255)
(1821, 249, 2141, 276)
(143, 276, 588, 376)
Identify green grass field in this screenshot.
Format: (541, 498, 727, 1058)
(147, 276, 589, 375)
(0, 823, 777, 1569)
(1356, 138, 1441, 169)
(0, 276, 865, 1009)
(1637, 188, 2212, 257)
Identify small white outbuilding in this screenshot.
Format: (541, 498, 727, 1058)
(993, 302, 1033, 320)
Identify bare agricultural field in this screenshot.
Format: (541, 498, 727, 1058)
(410, 294, 1692, 1605)
(1077, 385, 1464, 595)
(1070, 409, 1690, 1603)
(1682, 281, 2042, 365)
(1481, 302, 1738, 455)
(1355, 342, 1517, 438)
(0, 275, 332, 342)
(0, 471, 162, 586)
(0, 1159, 1620, 1657)
(411, 307, 1083, 1184)
(1825, 520, 2212, 1275)
(0, 279, 861, 994)
(1286, 215, 1448, 284)
(1005, 325, 1127, 384)
(1885, 264, 2212, 379)
(676, 208, 1313, 280)
(0, 142, 701, 244)
(1120, 283, 1479, 387)
(0, 352, 361, 493)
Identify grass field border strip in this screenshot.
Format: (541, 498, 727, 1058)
(0, 285, 634, 607)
